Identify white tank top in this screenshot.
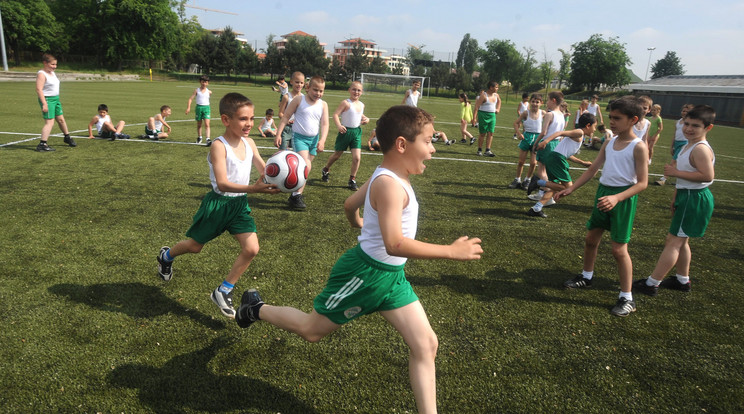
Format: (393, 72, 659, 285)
(293, 96, 323, 137)
(518, 101, 529, 115)
(208, 136, 253, 196)
(676, 141, 715, 189)
(153, 115, 164, 131)
(358, 167, 419, 266)
(95, 114, 111, 133)
(587, 102, 599, 116)
(340, 99, 364, 128)
(674, 119, 687, 142)
(632, 118, 650, 140)
(195, 88, 210, 105)
(543, 109, 566, 139)
(405, 89, 419, 107)
(39, 70, 60, 96)
(599, 137, 642, 187)
(279, 83, 288, 95)
(478, 92, 498, 113)
(260, 117, 273, 131)
(286, 91, 303, 122)
(575, 109, 586, 124)
(523, 110, 543, 134)
(554, 135, 582, 158)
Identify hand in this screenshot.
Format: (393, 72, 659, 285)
(554, 188, 572, 202)
(42, 104, 48, 113)
(583, 161, 592, 167)
(450, 236, 483, 260)
(317, 139, 325, 153)
(596, 194, 619, 212)
(536, 141, 546, 151)
(254, 175, 282, 194)
(185, 109, 190, 114)
(361, 115, 370, 125)
(663, 163, 678, 177)
(274, 136, 281, 148)
(338, 126, 347, 134)
(517, 133, 524, 141)
(88, 135, 94, 139)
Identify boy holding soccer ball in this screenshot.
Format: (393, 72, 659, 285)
(236, 105, 483, 413)
(157, 93, 280, 319)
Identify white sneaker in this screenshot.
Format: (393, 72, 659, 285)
(544, 197, 556, 206)
(528, 193, 542, 201)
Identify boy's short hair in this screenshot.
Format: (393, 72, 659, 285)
(548, 91, 563, 104)
(291, 71, 305, 80)
(529, 93, 543, 102)
(637, 95, 653, 107)
(685, 105, 716, 127)
(597, 124, 607, 133)
(522, 92, 529, 99)
(160, 105, 171, 112)
(199, 75, 209, 82)
(350, 80, 363, 88)
(412, 80, 421, 85)
(682, 103, 694, 110)
(308, 75, 325, 88)
(265, 108, 274, 116)
(98, 104, 109, 112)
(577, 113, 597, 128)
(375, 105, 434, 153)
(487, 80, 498, 89)
(42, 53, 55, 63)
(219, 92, 253, 117)
(606, 96, 645, 122)
(278, 76, 285, 81)
(591, 94, 599, 100)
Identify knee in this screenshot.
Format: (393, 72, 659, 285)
(241, 243, 259, 260)
(187, 242, 203, 254)
(412, 331, 438, 361)
(611, 244, 628, 260)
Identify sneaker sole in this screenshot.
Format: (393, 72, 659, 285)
(211, 291, 236, 319)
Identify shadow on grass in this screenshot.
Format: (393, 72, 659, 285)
(108, 337, 317, 413)
(409, 267, 614, 309)
(48, 282, 226, 330)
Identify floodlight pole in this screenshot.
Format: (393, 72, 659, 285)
(0, 8, 9, 71)
(644, 47, 656, 82)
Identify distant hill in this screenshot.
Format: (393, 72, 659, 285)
(627, 69, 643, 83)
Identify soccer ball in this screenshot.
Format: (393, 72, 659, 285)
(263, 150, 308, 193)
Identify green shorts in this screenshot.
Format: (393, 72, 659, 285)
(145, 127, 161, 135)
(586, 184, 637, 244)
(314, 245, 418, 325)
(669, 188, 714, 238)
(478, 111, 496, 134)
(99, 130, 115, 139)
(186, 190, 256, 244)
(195, 104, 211, 121)
(536, 140, 559, 163)
(334, 127, 362, 151)
(544, 151, 572, 183)
(672, 140, 688, 160)
(518, 131, 539, 152)
(39, 96, 63, 119)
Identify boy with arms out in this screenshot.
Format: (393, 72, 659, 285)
(402, 79, 421, 107)
(554, 96, 649, 317)
(87, 104, 129, 140)
(633, 105, 715, 296)
(276, 75, 330, 210)
(528, 91, 566, 202)
(236, 105, 483, 414)
(321, 81, 370, 190)
(142, 105, 172, 140)
(655, 104, 694, 185)
(473, 81, 501, 157)
(509, 93, 544, 190)
(157, 93, 280, 318)
(276, 71, 305, 150)
(526, 113, 595, 218)
(185, 75, 212, 145)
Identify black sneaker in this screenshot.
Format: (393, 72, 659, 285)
(348, 179, 358, 191)
(508, 178, 521, 189)
(288, 194, 306, 210)
(211, 287, 236, 318)
(564, 275, 592, 289)
(469, 137, 476, 145)
(521, 178, 531, 190)
(611, 297, 636, 317)
(157, 246, 173, 281)
(63, 135, 77, 147)
(526, 207, 547, 218)
(205, 138, 212, 146)
(236, 289, 264, 328)
(321, 170, 329, 182)
(460, 138, 467, 144)
(196, 137, 203, 144)
(476, 150, 483, 156)
(632, 278, 658, 297)
(484, 150, 495, 157)
(36, 141, 56, 152)
(120, 134, 131, 139)
(526, 175, 540, 195)
(659, 276, 691, 292)
(139, 134, 149, 139)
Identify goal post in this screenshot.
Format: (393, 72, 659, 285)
(360, 73, 429, 98)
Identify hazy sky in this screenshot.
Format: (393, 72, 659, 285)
(184, 0, 744, 78)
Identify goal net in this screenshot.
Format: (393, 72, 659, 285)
(360, 73, 429, 98)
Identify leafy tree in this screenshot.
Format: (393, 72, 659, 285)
(236, 43, 259, 78)
(651, 51, 685, 79)
(557, 48, 571, 89)
(456, 34, 479, 74)
(344, 41, 369, 80)
(326, 57, 349, 86)
(1, 0, 64, 65)
(429, 62, 451, 95)
(283, 34, 329, 77)
(448, 67, 473, 93)
(480, 39, 521, 85)
(569, 34, 631, 91)
(212, 27, 240, 76)
(262, 34, 286, 77)
(368, 56, 388, 75)
(509, 47, 538, 94)
(406, 45, 433, 76)
(189, 31, 218, 74)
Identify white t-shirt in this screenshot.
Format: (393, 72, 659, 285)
(340, 99, 364, 128)
(676, 141, 715, 189)
(293, 96, 324, 137)
(195, 88, 211, 106)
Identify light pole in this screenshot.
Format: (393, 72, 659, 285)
(0, 7, 9, 71)
(644, 47, 656, 81)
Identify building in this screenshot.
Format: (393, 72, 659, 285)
(628, 75, 744, 126)
(207, 28, 249, 46)
(386, 55, 410, 75)
(333, 38, 386, 67)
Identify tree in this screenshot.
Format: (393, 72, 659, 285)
(569, 34, 631, 91)
(1, 0, 64, 65)
(236, 43, 259, 78)
(189, 32, 218, 74)
(212, 27, 240, 76)
(406, 45, 433, 76)
(262, 34, 286, 77)
(557, 48, 571, 89)
(651, 51, 685, 79)
(344, 41, 369, 80)
(429, 62, 450, 95)
(326, 57, 349, 86)
(448, 67, 473, 93)
(368, 56, 389, 74)
(480, 39, 521, 85)
(509, 47, 538, 94)
(456, 34, 479, 74)
(283, 35, 329, 77)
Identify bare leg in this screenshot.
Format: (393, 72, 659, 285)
(296, 150, 313, 194)
(259, 307, 340, 343)
(349, 148, 361, 178)
(204, 118, 211, 139)
(225, 233, 259, 285)
(612, 241, 633, 293)
(515, 149, 528, 179)
(486, 132, 493, 149)
(526, 151, 537, 177)
(41, 118, 55, 141)
(324, 150, 343, 171)
(196, 120, 203, 137)
(115, 121, 125, 134)
(583, 228, 604, 273)
(650, 234, 690, 279)
(169, 238, 204, 257)
(55, 115, 70, 135)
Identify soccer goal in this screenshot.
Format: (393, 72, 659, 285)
(360, 73, 429, 98)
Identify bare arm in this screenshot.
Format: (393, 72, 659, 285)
(513, 111, 528, 138)
(664, 143, 714, 183)
(554, 140, 607, 201)
(494, 93, 501, 114)
(401, 90, 410, 105)
(157, 114, 171, 132)
(333, 100, 349, 133)
(317, 101, 330, 152)
(344, 179, 370, 228)
(275, 96, 301, 147)
(88, 116, 99, 138)
(35, 72, 48, 112)
(594, 141, 648, 212)
(185, 90, 197, 114)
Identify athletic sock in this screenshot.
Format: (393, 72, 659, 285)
(676, 274, 690, 284)
(533, 202, 543, 211)
(582, 270, 594, 280)
(164, 249, 174, 262)
(515, 177, 521, 182)
(537, 189, 545, 197)
(218, 280, 234, 294)
(647, 276, 662, 287)
(349, 175, 355, 181)
(619, 291, 633, 301)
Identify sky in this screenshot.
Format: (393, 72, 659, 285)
(184, 0, 744, 78)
